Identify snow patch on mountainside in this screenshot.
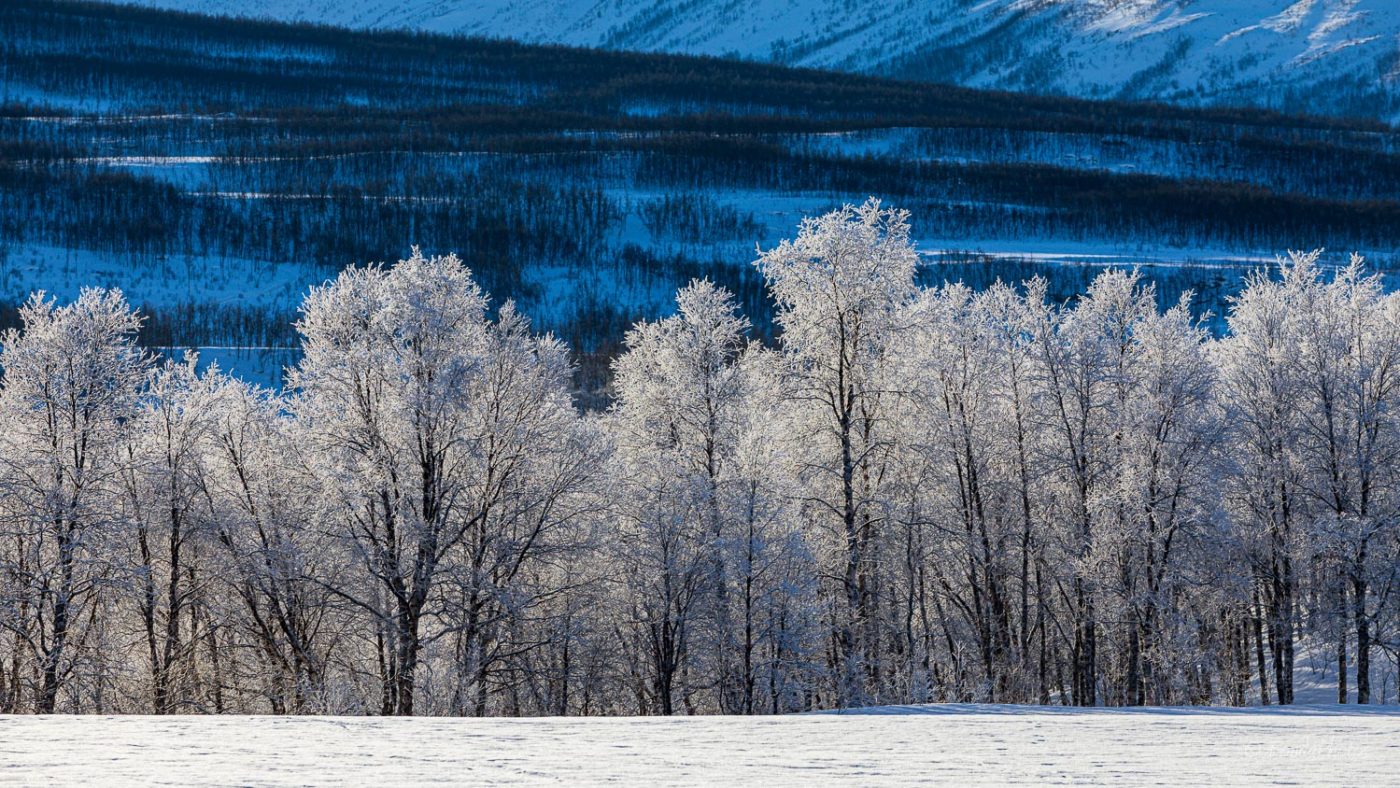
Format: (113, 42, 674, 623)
(102, 0, 1400, 119)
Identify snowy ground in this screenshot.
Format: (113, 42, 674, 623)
(3, 704, 1398, 786)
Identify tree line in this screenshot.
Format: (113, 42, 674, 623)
(9, 126, 1400, 360)
(1, 200, 1397, 715)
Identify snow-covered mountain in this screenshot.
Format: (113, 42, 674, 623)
(109, 0, 1400, 119)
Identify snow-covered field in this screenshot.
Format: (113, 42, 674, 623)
(3, 705, 1397, 786)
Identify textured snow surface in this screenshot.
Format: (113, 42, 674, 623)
(107, 0, 1400, 117)
(3, 704, 1399, 785)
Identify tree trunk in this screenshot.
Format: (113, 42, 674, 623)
(1252, 586, 1270, 705)
(1353, 570, 1370, 704)
(38, 526, 76, 714)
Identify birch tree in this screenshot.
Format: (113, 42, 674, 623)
(0, 289, 147, 712)
(756, 198, 918, 706)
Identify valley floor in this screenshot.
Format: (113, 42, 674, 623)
(2, 704, 1397, 785)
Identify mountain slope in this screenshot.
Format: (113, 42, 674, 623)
(8, 0, 1400, 375)
(105, 0, 1400, 120)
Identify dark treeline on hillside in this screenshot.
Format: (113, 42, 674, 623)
(10, 134, 1400, 263)
(3, 0, 1400, 379)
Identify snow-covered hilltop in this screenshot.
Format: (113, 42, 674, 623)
(109, 0, 1400, 119)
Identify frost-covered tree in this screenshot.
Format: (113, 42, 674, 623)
(118, 354, 225, 713)
(204, 378, 342, 714)
(290, 249, 598, 716)
(725, 349, 818, 714)
(0, 289, 147, 712)
(608, 280, 816, 714)
(891, 281, 1040, 703)
(607, 280, 751, 714)
(756, 198, 919, 706)
(1109, 286, 1219, 706)
(1219, 252, 1400, 705)
(437, 303, 604, 717)
(1291, 256, 1400, 705)
(290, 250, 497, 715)
(1216, 257, 1308, 704)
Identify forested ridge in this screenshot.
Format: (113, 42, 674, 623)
(5, 0, 1400, 386)
(1, 201, 1397, 715)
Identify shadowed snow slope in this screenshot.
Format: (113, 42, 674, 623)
(3, 705, 1398, 785)
(107, 0, 1400, 119)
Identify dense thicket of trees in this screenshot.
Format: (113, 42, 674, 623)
(1, 201, 1397, 715)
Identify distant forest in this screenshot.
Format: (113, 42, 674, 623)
(3, 0, 1400, 393)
